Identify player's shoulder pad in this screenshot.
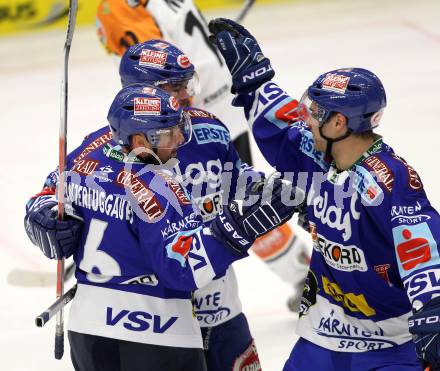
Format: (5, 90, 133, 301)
(70, 126, 114, 164)
(119, 166, 193, 222)
(185, 106, 221, 123)
(359, 150, 424, 194)
(82, 126, 113, 144)
(185, 107, 231, 147)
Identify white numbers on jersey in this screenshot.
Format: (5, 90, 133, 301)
(80, 218, 121, 283)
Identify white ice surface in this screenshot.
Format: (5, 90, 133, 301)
(1, 0, 439, 370)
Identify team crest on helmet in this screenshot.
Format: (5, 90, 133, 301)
(139, 49, 167, 68)
(322, 73, 350, 94)
(177, 54, 191, 69)
(134, 97, 161, 115)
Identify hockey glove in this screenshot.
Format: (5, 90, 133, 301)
(208, 18, 274, 94)
(210, 176, 302, 255)
(408, 296, 440, 370)
(24, 199, 83, 260)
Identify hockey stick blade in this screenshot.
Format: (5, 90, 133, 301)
(36, 285, 77, 327)
(235, 0, 256, 23)
(7, 262, 75, 287)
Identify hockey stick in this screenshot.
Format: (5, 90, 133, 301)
(7, 261, 75, 287)
(53, 0, 78, 360)
(36, 284, 77, 328)
(235, 0, 256, 23)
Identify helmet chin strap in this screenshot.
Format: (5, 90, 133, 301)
(318, 125, 352, 158)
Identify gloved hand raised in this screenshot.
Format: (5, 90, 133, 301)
(408, 296, 440, 370)
(208, 18, 274, 94)
(210, 175, 303, 255)
(24, 199, 83, 259)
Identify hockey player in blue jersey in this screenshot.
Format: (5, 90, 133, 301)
(209, 18, 440, 371)
(109, 39, 266, 370)
(24, 84, 300, 371)
(118, 40, 311, 318)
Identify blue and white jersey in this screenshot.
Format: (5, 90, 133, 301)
(236, 81, 440, 352)
(178, 108, 254, 327)
(25, 119, 246, 348)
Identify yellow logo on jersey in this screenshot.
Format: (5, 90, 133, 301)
(322, 276, 376, 317)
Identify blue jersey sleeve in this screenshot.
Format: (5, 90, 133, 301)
(133, 176, 245, 292)
(234, 81, 329, 175)
(389, 156, 440, 307)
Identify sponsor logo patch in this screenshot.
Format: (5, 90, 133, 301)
(322, 276, 376, 316)
(195, 307, 232, 326)
(169, 96, 180, 111)
(374, 264, 393, 286)
(404, 268, 440, 301)
(134, 97, 161, 116)
(139, 49, 167, 68)
(393, 222, 438, 277)
(73, 131, 113, 163)
(106, 307, 177, 333)
(161, 213, 199, 239)
(391, 202, 430, 225)
(315, 313, 393, 351)
(193, 192, 223, 222)
(311, 229, 367, 272)
(353, 164, 384, 205)
(193, 291, 232, 325)
(186, 108, 216, 120)
(177, 54, 191, 68)
(156, 171, 191, 205)
(274, 99, 303, 124)
(72, 159, 99, 176)
(321, 73, 350, 93)
(167, 234, 193, 267)
(192, 124, 230, 147)
(392, 154, 423, 191)
(363, 155, 394, 192)
(299, 129, 328, 170)
(310, 190, 361, 243)
(116, 170, 163, 221)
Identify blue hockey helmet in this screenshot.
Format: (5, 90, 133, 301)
(107, 83, 192, 148)
(119, 39, 200, 96)
(300, 68, 387, 133)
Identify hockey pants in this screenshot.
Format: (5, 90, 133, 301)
(201, 312, 261, 371)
